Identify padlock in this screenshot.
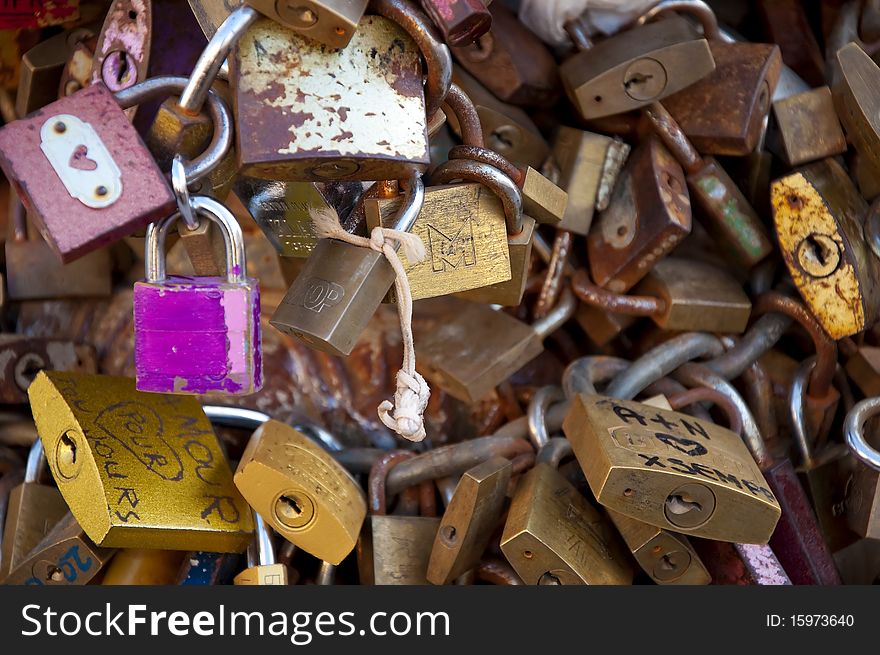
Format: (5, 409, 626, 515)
(235, 176, 365, 258)
(234, 419, 367, 565)
(500, 439, 633, 585)
(102, 549, 188, 585)
(421, 0, 491, 47)
(27, 371, 254, 552)
(771, 159, 878, 340)
(586, 136, 691, 294)
(366, 104, 514, 301)
(559, 15, 715, 121)
(841, 403, 880, 542)
(771, 87, 847, 167)
(133, 194, 262, 395)
(3, 512, 115, 586)
(4, 191, 113, 301)
(90, 0, 151, 108)
(231, 14, 430, 182)
(549, 126, 629, 237)
(234, 512, 289, 585)
(16, 23, 99, 119)
(58, 35, 98, 99)
(0, 80, 178, 263)
(426, 456, 510, 585)
(562, 394, 781, 543)
(690, 538, 791, 585)
(833, 43, 880, 200)
(606, 509, 710, 585)
(0, 439, 69, 581)
(243, 0, 368, 49)
(756, 0, 825, 88)
(631, 258, 751, 333)
(451, 66, 549, 169)
(0, 336, 97, 404)
(451, 0, 558, 108)
(645, 102, 774, 270)
(414, 287, 576, 404)
(271, 173, 424, 357)
(358, 451, 440, 585)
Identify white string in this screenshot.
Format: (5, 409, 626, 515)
(518, 0, 661, 47)
(310, 206, 431, 442)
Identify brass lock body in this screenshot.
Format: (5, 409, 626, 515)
(560, 17, 715, 120)
(552, 127, 630, 236)
(563, 394, 781, 544)
(234, 420, 367, 565)
(366, 184, 512, 301)
(772, 159, 878, 339)
(28, 371, 254, 552)
(427, 457, 511, 585)
(662, 42, 782, 156)
(232, 16, 430, 182)
(606, 509, 710, 585)
(500, 463, 633, 585)
(772, 87, 847, 167)
(244, 0, 368, 49)
(632, 258, 752, 333)
(587, 136, 691, 294)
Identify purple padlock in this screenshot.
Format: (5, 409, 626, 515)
(134, 195, 262, 395)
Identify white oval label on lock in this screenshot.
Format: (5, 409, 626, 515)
(39, 114, 123, 209)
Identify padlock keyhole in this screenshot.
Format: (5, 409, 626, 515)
(278, 494, 302, 518)
(665, 494, 702, 515)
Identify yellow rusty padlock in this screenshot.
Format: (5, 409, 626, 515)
(27, 371, 254, 552)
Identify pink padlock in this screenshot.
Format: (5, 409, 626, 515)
(134, 195, 262, 396)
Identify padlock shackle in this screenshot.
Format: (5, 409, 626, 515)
(789, 357, 851, 470)
(845, 397, 880, 472)
(562, 356, 630, 399)
(535, 436, 572, 468)
(430, 158, 524, 234)
(24, 438, 47, 484)
(667, 387, 744, 437)
(635, 0, 724, 42)
(526, 385, 565, 450)
(202, 405, 344, 453)
(441, 85, 484, 149)
(179, 5, 260, 114)
(448, 145, 523, 186)
(368, 450, 415, 515)
(704, 313, 792, 381)
(114, 76, 233, 184)
(605, 331, 725, 401)
(369, 0, 452, 116)
(643, 102, 703, 175)
(145, 195, 246, 284)
(253, 510, 277, 567)
(532, 286, 576, 339)
(571, 268, 666, 317)
(388, 172, 426, 234)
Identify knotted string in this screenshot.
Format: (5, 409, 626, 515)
(310, 206, 431, 442)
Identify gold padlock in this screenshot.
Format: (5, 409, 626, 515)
(234, 512, 289, 585)
(27, 371, 254, 552)
(563, 394, 781, 544)
(234, 419, 366, 565)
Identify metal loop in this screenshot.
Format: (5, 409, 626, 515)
(449, 145, 522, 185)
(172, 156, 198, 231)
(253, 511, 276, 567)
(532, 287, 576, 339)
(562, 356, 630, 398)
(845, 397, 880, 472)
(179, 6, 260, 113)
(145, 196, 246, 284)
(441, 84, 484, 148)
(24, 438, 47, 484)
(369, 0, 453, 116)
(527, 386, 565, 450)
(606, 332, 726, 401)
(203, 405, 270, 430)
(431, 158, 524, 234)
(536, 437, 572, 468)
(389, 172, 426, 234)
(114, 76, 233, 184)
(789, 357, 846, 470)
(635, 0, 724, 41)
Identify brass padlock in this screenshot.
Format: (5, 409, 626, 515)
(358, 451, 440, 585)
(0, 336, 97, 404)
(426, 456, 511, 585)
(551, 126, 629, 236)
(771, 87, 847, 167)
(451, 1, 558, 108)
(271, 174, 424, 357)
(560, 16, 715, 120)
(235, 176, 365, 258)
(563, 394, 781, 544)
(414, 288, 576, 404)
(234, 419, 367, 565)
(0, 440, 69, 581)
(500, 439, 634, 585)
(232, 14, 430, 181)
(606, 509, 710, 585)
(662, 41, 782, 156)
(234, 512, 289, 585)
(586, 136, 691, 294)
(27, 371, 254, 552)
(771, 159, 878, 340)
(3, 512, 115, 586)
(243, 0, 368, 49)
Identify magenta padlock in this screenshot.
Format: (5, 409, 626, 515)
(134, 195, 262, 396)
